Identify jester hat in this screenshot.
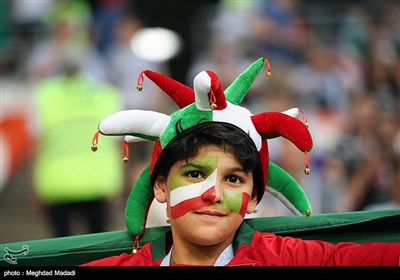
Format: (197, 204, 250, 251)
(92, 57, 313, 245)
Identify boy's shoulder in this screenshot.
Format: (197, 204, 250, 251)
(81, 243, 160, 266)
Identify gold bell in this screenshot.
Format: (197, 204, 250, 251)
(136, 85, 143, 91)
(132, 237, 139, 254)
(210, 103, 217, 110)
(304, 168, 310, 175)
(91, 145, 98, 152)
(305, 209, 311, 216)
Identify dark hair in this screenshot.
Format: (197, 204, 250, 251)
(150, 121, 265, 203)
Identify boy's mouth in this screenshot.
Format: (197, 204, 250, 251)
(194, 209, 227, 217)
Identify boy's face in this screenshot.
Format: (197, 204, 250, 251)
(154, 144, 257, 246)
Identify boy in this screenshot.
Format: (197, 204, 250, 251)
(83, 58, 400, 266)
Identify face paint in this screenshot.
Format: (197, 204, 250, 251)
(169, 155, 218, 191)
(170, 169, 217, 218)
(221, 188, 250, 218)
(169, 155, 250, 219)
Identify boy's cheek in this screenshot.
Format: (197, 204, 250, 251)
(221, 189, 250, 217)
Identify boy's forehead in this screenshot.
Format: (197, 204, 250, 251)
(191, 145, 235, 158)
(186, 153, 219, 165)
(184, 145, 239, 166)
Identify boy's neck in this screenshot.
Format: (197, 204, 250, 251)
(170, 239, 234, 266)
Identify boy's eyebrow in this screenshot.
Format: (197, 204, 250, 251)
(181, 156, 217, 169)
(179, 162, 217, 172)
(179, 159, 247, 174)
(225, 166, 249, 174)
(180, 162, 205, 169)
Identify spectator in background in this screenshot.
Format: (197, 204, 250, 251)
(105, 12, 172, 112)
(22, 0, 126, 238)
(30, 58, 125, 237)
(89, 0, 130, 55)
(26, 0, 107, 83)
(247, 0, 309, 66)
(286, 39, 357, 112)
(363, 150, 400, 211)
(334, 93, 398, 212)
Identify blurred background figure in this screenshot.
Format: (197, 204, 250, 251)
(30, 58, 124, 238)
(25, 0, 107, 84)
(247, 0, 309, 66)
(24, 0, 125, 238)
(333, 93, 399, 212)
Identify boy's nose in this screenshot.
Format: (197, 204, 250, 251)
(201, 180, 223, 204)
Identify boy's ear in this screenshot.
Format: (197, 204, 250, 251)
(154, 175, 167, 203)
(246, 195, 258, 214)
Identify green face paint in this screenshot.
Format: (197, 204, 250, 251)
(169, 155, 218, 191)
(221, 188, 244, 213)
(169, 154, 249, 218)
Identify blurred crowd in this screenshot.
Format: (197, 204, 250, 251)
(1, 0, 399, 241)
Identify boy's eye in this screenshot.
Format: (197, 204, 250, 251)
(186, 171, 204, 179)
(227, 175, 242, 184)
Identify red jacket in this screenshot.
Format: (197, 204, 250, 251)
(82, 222, 400, 266)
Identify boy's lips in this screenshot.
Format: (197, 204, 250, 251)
(193, 209, 227, 217)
